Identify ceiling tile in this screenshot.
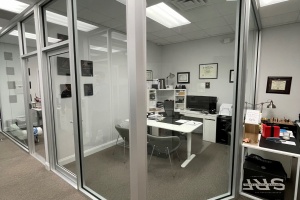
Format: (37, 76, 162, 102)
(183, 5, 221, 22)
(164, 35, 188, 43)
(195, 17, 228, 29)
(151, 29, 178, 38)
(181, 30, 209, 40)
(214, 2, 237, 16)
(100, 19, 124, 29)
(147, 20, 166, 33)
(230, 24, 236, 31)
(223, 14, 237, 25)
(259, 0, 300, 18)
(261, 11, 299, 28)
(205, 25, 234, 36)
(152, 38, 171, 45)
(171, 24, 202, 34)
(78, 9, 112, 24)
(147, 33, 160, 41)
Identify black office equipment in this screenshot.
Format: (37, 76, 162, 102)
(186, 95, 217, 113)
(216, 115, 231, 145)
(243, 154, 287, 200)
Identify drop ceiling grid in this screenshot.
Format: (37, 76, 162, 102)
(259, 0, 300, 28)
(149, 2, 237, 45)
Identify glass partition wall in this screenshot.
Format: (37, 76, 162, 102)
(0, 0, 261, 199)
(145, 0, 239, 199)
(0, 26, 28, 148)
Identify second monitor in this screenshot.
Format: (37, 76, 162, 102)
(186, 95, 217, 114)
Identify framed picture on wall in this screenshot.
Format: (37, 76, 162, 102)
(199, 63, 218, 79)
(57, 57, 70, 76)
(60, 84, 72, 98)
(81, 60, 93, 76)
(266, 76, 292, 94)
(146, 70, 153, 81)
(84, 84, 93, 96)
(177, 72, 190, 84)
(229, 69, 234, 83)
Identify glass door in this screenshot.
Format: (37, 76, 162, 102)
(47, 49, 77, 180)
(24, 55, 46, 161)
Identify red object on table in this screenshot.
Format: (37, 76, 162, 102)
(261, 123, 280, 138)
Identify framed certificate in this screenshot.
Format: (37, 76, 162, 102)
(266, 76, 292, 94)
(199, 63, 218, 79)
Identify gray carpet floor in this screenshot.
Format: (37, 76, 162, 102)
(0, 132, 89, 200)
(65, 133, 232, 200)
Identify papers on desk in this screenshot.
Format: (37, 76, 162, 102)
(281, 141, 296, 146)
(175, 119, 189, 124)
(185, 121, 202, 126)
(279, 130, 294, 138)
(175, 119, 202, 126)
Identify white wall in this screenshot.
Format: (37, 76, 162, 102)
(159, 34, 236, 109)
(258, 23, 300, 120)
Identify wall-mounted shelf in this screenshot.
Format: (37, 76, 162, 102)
(147, 89, 186, 111)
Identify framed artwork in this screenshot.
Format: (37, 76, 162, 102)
(229, 69, 234, 83)
(266, 76, 292, 94)
(146, 70, 153, 81)
(81, 60, 93, 76)
(57, 57, 70, 76)
(60, 84, 72, 98)
(84, 84, 93, 96)
(199, 63, 218, 79)
(177, 72, 190, 84)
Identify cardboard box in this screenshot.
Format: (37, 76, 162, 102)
(243, 158, 286, 200)
(244, 123, 260, 144)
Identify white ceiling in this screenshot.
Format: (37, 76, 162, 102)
(77, 0, 238, 46)
(1, 0, 300, 46)
(259, 0, 300, 28)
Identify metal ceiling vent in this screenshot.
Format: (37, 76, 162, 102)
(170, 0, 208, 11)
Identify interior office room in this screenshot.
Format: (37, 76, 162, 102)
(0, 0, 299, 200)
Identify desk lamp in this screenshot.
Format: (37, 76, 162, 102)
(166, 73, 175, 85)
(257, 100, 276, 113)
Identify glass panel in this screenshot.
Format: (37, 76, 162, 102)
(43, 0, 69, 46)
(244, 4, 259, 110)
(49, 52, 76, 175)
(25, 55, 45, 159)
(76, 0, 129, 198)
(146, 1, 238, 199)
(0, 26, 28, 147)
(22, 15, 37, 53)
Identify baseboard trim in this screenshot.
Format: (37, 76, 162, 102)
(58, 139, 122, 165)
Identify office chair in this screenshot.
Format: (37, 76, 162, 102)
(114, 124, 130, 163)
(147, 134, 181, 177)
(164, 100, 174, 117)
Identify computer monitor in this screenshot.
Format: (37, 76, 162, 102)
(186, 95, 217, 113)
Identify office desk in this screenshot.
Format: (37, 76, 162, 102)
(240, 135, 300, 200)
(179, 110, 218, 143)
(147, 118, 202, 168)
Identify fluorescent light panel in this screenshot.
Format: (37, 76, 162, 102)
(9, 30, 61, 44)
(0, 0, 29, 13)
(90, 45, 120, 53)
(260, 0, 289, 7)
(146, 2, 190, 28)
(46, 11, 98, 32)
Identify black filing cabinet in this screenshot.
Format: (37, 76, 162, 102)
(216, 115, 232, 145)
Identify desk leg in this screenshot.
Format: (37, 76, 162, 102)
(294, 157, 300, 200)
(181, 132, 196, 168)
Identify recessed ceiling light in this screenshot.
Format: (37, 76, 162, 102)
(0, 0, 29, 13)
(46, 11, 98, 32)
(9, 30, 61, 44)
(260, 0, 289, 7)
(90, 45, 120, 53)
(146, 2, 190, 28)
